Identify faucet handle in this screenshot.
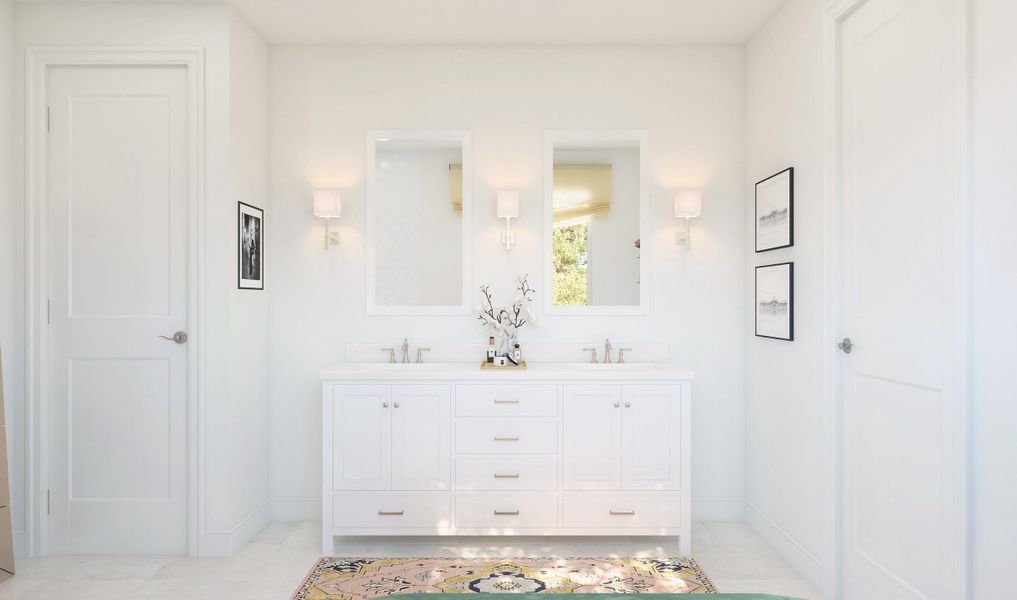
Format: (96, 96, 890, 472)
(583, 347, 598, 363)
(381, 348, 396, 363)
(416, 347, 431, 363)
(618, 348, 634, 363)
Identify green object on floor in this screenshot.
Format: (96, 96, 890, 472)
(397, 595, 804, 600)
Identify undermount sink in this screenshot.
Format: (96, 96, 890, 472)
(559, 362, 654, 370)
(357, 362, 457, 370)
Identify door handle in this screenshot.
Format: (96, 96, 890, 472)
(493, 436, 520, 441)
(494, 510, 520, 516)
(377, 510, 404, 516)
(837, 337, 854, 354)
(609, 510, 636, 516)
(158, 331, 188, 344)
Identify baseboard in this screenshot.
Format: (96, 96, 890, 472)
(270, 496, 321, 522)
(201, 499, 270, 557)
(691, 496, 745, 521)
(743, 499, 828, 595)
(13, 530, 26, 558)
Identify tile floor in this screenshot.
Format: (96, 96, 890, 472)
(0, 521, 824, 600)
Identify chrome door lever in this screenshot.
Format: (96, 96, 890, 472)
(158, 331, 188, 344)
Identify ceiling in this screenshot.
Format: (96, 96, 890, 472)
(19, 0, 787, 45)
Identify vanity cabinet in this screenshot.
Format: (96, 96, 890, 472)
(322, 370, 692, 556)
(328, 384, 451, 492)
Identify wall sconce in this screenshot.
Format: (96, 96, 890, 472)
(497, 191, 520, 251)
(313, 190, 342, 250)
(674, 190, 702, 248)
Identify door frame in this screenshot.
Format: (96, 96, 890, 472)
(24, 48, 206, 557)
(821, 1, 970, 598)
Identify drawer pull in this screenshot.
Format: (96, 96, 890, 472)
(377, 510, 405, 516)
(493, 436, 520, 441)
(494, 510, 520, 516)
(493, 399, 520, 404)
(609, 510, 636, 516)
(493, 473, 520, 478)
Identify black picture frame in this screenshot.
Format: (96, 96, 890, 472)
(755, 262, 794, 341)
(755, 167, 794, 253)
(238, 201, 264, 290)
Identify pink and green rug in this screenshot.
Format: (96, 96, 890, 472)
(291, 557, 716, 600)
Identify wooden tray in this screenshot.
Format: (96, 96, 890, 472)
(479, 360, 528, 370)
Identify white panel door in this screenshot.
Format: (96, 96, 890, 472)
(391, 385, 451, 490)
(331, 385, 391, 491)
(621, 385, 681, 491)
(563, 384, 621, 490)
(839, 0, 965, 598)
(47, 65, 189, 554)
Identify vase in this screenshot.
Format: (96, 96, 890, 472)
(498, 328, 518, 358)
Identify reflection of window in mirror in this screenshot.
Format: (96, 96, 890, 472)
(551, 150, 640, 307)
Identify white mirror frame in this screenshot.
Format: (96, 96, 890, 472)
(543, 130, 650, 316)
(365, 129, 473, 315)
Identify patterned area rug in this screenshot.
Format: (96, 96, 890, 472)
(291, 557, 716, 600)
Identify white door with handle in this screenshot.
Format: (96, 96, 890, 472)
(563, 385, 622, 490)
(837, 0, 967, 598)
(47, 65, 190, 554)
(330, 385, 391, 491)
(391, 385, 451, 491)
(621, 385, 682, 491)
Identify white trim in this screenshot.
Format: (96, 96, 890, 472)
(24, 47, 206, 557)
(270, 496, 322, 522)
(200, 499, 270, 557)
(364, 129, 473, 316)
(744, 499, 827, 593)
(821, 2, 970, 599)
(12, 530, 26, 559)
(542, 130, 650, 316)
(691, 497, 745, 521)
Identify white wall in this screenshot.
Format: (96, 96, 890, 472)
(744, 0, 829, 594)
(10, 1, 270, 556)
(268, 45, 748, 521)
(0, 0, 16, 552)
(971, 0, 1017, 595)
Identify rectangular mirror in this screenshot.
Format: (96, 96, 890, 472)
(366, 131, 472, 315)
(543, 131, 649, 315)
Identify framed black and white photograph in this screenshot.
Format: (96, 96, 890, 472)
(755, 167, 794, 252)
(755, 262, 794, 341)
(238, 202, 264, 290)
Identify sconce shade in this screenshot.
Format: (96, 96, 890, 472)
(313, 190, 342, 218)
(674, 190, 702, 218)
(496, 191, 520, 219)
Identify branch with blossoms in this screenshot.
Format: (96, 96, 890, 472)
(477, 274, 537, 333)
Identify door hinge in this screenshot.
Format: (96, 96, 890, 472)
(47, 489, 51, 515)
(46, 106, 51, 133)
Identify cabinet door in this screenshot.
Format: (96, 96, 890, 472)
(563, 384, 622, 490)
(621, 384, 682, 490)
(331, 385, 391, 491)
(391, 385, 451, 490)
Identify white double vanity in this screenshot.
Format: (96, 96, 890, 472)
(321, 363, 693, 555)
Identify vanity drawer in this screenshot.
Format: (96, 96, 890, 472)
(456, 384, 558, 417)
(455, 456, 558, 491)
(331, 494, 452, 529)
(455, 419, 558, 454)
(455, 495, 559, 529)
(562, 495, 683, 529)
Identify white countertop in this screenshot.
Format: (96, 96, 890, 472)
(320, 362, 694, 381)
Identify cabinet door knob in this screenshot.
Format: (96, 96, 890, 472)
(613, 401, 620, 408)
(624, 401, 631, 408)
(382, 402, 389, 408)
(394, 402, 400, 408)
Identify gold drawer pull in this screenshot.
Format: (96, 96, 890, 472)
(609, 510, 636, 516)
(493, 473, 520, 478)
(494, 510, 520, 516)
(493, 436, 520, 441)
(377, 510, 404, 516)
(493, 399, 520, 404)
